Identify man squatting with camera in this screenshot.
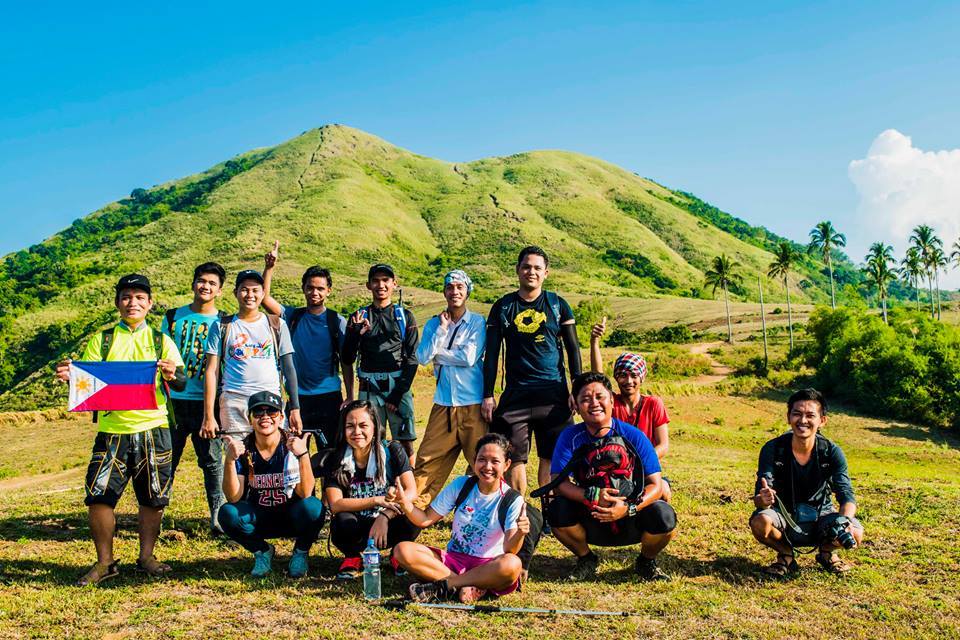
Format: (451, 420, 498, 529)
(750, 388, 864, 575)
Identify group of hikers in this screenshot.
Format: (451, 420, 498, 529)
(55, 244, 864, 601)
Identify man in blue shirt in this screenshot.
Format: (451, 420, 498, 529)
(543, 372, 677, 582)
(413, 269, 487, 507)
(261, 241, 354, 451)
(161, 262, 228, 535)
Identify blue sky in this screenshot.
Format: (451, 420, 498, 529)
(2, 1, 959, 272)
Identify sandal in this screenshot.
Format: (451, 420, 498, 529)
(76, 561, 119, 586)
(762, 553, 799, 577)
(816, 551, 851, 574)
(136, 555, 172, 577)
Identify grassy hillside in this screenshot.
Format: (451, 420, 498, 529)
(0, 124, 846, 409)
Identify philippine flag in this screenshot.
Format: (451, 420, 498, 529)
(68, 361, 159, 412)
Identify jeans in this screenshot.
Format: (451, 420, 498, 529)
(171, 398, 226, 530)
(219, 497, 326, 553)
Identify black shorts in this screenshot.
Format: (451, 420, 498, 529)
(491, 385, 572, 464)
(297, 391, 343, 449)
(547, 496, 676, 546)
(84, 428, 173, 509)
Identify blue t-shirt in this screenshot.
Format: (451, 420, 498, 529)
(282, 305, 347, 396)
(551, 418, 662, 479)
(430, 475, 522, 558)
(161, 306, 220, 401)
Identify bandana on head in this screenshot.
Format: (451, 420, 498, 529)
(443, 269, 473, 295)
(614, 352, 647, 381)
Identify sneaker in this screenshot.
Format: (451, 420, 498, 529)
(336, 556, 362, 580)
(288, 548, 310, 579)
(568, 552, 599, 581)
(635, 555, 669, 581)
(408, 579, 455, 603)
(251, 544, 275, 578)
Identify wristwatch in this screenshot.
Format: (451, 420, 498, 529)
(627, 502, 638, 518)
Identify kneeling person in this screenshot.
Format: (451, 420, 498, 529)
(542, 372, 676, 581)
(220, 391, 324, 578)
(391, 433, 529, 603)
(750, 388, 863, 575)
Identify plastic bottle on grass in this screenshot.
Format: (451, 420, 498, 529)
(362, 538, 381, 600)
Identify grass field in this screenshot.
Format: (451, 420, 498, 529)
(1, 343, 959, 639)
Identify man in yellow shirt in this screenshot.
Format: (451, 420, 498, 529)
(57, 274, 186, 585)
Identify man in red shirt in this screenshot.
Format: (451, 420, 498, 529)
(590, 319, 672, 501)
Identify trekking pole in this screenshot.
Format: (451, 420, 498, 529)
(380, 599, 635, 617)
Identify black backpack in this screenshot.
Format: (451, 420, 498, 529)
(770, 432, 834, 503)
(453, 475, 523, 531)
(287, 307, 342, 376)
(533, 429, 644, 502)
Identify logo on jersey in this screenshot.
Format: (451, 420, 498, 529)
(514, 308, 546, 334)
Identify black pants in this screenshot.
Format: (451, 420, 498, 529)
(170, 398, 226, 529)
(329, 511, 419, 557)
(297, 391, 343, 450)
(548, 496, 676, 546)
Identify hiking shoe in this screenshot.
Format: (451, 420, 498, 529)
(408, 579, 455, 603)
(635, 555, 670, 581)
(251, 544, 275, 578)
(336, 556, 362, 580)
(568, 552, 599, 581)
(288, 548, 310, 579)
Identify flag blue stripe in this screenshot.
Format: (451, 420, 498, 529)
(74, 361, 157, 385)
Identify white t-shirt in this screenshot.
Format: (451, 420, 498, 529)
(205, 314, 294, 396)
(429, 475, 522, 558)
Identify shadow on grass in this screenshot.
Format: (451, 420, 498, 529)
(0, 513, 225, 542)
(864, 423, 960, 449)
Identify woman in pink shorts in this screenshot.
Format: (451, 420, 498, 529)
(390, 433, 530, 603)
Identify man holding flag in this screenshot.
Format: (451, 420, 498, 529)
(57, 274, 186, 586)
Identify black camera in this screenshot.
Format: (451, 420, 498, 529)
(823, 515, 856, 549)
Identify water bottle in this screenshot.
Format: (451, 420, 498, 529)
(362, 538, 381, 600)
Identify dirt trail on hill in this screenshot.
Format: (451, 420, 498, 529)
(687, 342, 734, 385)
(0, 467, 82, 493)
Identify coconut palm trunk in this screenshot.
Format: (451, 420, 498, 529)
(928, 271, 935, 318)
(723, 282, 732, 342)
(914, 274, 920, 311)
(935, 271, 942, 320)
(881, 292, 888, 324)
(784, 276, 794, 352)
(827, 253, 836, 309)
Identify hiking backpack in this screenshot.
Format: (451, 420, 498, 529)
(532, 429, 645, 502)
(453, 475, 524, 531)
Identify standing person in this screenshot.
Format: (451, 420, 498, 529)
(481, 246, 582, 498)
(589, 318, 672, 501)
(342, 264, 419, 459)
(542, 372, 676, 582)
(202, 269, 302, 440)
(260, 241, 354, 450)
(323, 400, 419, 579)
(413, 269, 487, 507)
(390, 433, 530, 603)
(55, 274, 186, 585)
(220, 391, 324, 578)
(161, 262, 228, 534)
(750, 388, 864, 576)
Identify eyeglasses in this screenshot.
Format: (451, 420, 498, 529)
(252, 407, 281, 418)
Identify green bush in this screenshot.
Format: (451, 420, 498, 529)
(804, 307, 960, 428)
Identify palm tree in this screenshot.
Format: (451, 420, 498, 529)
(809, 221, 846, 309)
(864, 243, 896, 323)
(909, 224, 943, 318)
(704, 254, 743, 343)
(768, 241, 801, 351)
(931, 245, 948, 320)
(899, 246, 924, 311)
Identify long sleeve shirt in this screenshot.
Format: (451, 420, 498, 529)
(416, 309, 486, 407)
(342, 304, 419, 406)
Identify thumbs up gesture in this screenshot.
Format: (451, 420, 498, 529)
(264, 240, 280, 270)
(756, 477, 776, 508)
(516, 501, 530, 535)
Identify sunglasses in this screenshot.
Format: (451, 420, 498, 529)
(252, 407, 281, 418)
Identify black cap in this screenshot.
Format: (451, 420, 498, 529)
(368, 263, 396, 280)
(235, 269, 265, 287)
(115, 273, 152, 295)
(247, 391, 282, 412)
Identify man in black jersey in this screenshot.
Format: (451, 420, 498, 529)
(342, 264, 420, 459)
(481, 246, 582, 497)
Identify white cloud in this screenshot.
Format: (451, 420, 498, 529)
(848, 129, 960, 287)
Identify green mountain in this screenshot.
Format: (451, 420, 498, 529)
(0, 124, 849, 409)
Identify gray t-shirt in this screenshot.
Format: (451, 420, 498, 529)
(205, 314, 295, 396)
